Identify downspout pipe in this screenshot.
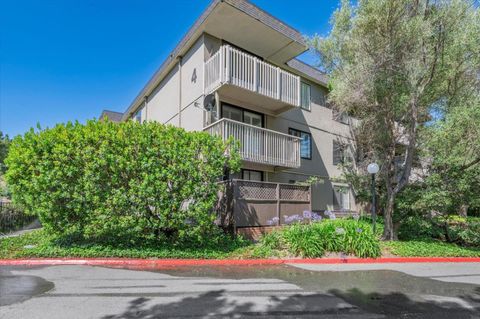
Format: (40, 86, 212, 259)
(178, 56, 183, 127)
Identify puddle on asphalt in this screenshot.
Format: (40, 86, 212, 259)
(0, 266, 54, 306)
(109, 264, 480, 317)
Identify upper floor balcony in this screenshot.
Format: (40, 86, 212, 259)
(203, 118, 301, 168)
(204, 45, 301, 115)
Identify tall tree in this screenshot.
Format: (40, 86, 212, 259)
(0, 131, 10, 175)
(418, 96, 480, 217)
(311, 0, 480, 239)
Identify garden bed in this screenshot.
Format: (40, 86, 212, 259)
(2, 221, 479, 259)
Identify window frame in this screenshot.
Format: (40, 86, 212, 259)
(288, 128, 312, 160)
(333, 140, 344, 166)
(300, 82, 311, 111)
(241, 169, 264, 181)
(221, 103, 265, 128)
(333, 186, 351, 211)
(134, 108, 142, 123)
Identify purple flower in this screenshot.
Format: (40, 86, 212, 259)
(267, 216, 280, 225)
(311, 212, 322, 222)
(284, 214, 303, 224)
(356, 228, 363, 233)
(303, 210, 312, 219)
(329, 212, 336, 220)
(324, 210, 332, 216)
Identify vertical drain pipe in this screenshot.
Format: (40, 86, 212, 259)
(178, 56, 183, 128)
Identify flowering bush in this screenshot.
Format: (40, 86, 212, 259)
(267, 211, 323, 226)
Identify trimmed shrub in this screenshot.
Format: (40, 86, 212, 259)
(5, 120, 240, 243)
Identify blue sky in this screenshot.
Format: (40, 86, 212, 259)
(0, 0, 340, 137)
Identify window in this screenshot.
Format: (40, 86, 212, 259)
(241, 169, 263, 181)
(333, 141, 343, 165)
(333, 186, 350, 210)
(221, 103, 264, 127)
(289, 128, 312, 160)
(300, 82, 311, 110)
(134, 108, 142, 123)
(333, 141, 352, 166)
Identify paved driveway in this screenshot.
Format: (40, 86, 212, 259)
(1, 263, 479, 318)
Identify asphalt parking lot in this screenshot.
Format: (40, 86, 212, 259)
(1, 263, 479, 318)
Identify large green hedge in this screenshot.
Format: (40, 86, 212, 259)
(5, 120, 240, 243)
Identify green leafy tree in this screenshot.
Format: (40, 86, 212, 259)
(418, 99, 480, 216)
(0, 131, 10, 175)
(5, 120, 240, 243)
(311, 0, 480, 239)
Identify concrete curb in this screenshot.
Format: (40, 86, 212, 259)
(1, 257, 479, 267)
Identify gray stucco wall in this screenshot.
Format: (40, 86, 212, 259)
(139, 35, 207, 132)
(131, 32, 357, 212)
(264, 80, 356, 212)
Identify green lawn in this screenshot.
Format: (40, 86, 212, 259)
(382, 240, 480, 257)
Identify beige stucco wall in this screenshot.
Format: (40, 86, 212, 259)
(144, 65, 180, 124)
(204, 33, 222, 61)
(179, 35, 206, 131)
(138, 35, 206, 131)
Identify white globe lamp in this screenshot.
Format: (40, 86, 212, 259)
(367, 163, 379, 174)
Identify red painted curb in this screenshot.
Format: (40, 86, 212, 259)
(0, 257, 479, 267)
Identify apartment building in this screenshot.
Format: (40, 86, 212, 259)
(101, 0, 356, 228)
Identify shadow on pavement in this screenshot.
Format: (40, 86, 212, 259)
(100, 288, 479, 319)
(100, 265, 480, 319)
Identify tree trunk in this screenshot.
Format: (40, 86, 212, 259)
(382, 193, 398, 240)
(458, 205, 468, 218)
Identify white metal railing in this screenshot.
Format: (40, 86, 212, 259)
(204, 118, 301, 168)
(204, 45, 301, 107)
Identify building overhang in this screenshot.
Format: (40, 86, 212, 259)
(200, 1, 307, 63)
(122, 0, 307, 121)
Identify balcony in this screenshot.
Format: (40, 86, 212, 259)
(203, 118, 301, 168)
(204, 45, 301, 114)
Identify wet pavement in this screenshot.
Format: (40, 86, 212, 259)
(0, 267, 53, 306)
(0, 263, 479, 318)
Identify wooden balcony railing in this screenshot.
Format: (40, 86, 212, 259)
(203, 118, 301, 168)
(204, 45, 301, 107)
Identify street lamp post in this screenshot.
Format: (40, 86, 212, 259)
(367, 163, 379, 234)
